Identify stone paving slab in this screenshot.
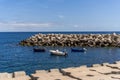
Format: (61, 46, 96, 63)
(31, 69, 76, 80)
(79, 75, 114, 80)
(107, 63, 120, 69)
(61, 62, 120, 80)
(0, 71, 30, 80)
(89, 66, 120, 74)
(12, 76, 31, 80)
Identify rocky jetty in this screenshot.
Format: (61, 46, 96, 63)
(19, 33, 120, 47)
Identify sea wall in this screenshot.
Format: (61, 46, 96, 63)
(1, 61, 120, 80)
(19, 33, 120, 47)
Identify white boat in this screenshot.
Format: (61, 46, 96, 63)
(49, 50, 67, 56)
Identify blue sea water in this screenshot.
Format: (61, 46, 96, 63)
(0, 32, 120, 75)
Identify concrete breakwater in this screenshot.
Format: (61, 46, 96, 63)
(19, 33, 120, 47)
(1, 61, 120, 80)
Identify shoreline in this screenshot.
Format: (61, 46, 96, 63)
(1, 61, 120, 80)
(20, 33, 120, 47)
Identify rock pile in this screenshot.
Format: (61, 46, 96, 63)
(19, 33, 120, 47)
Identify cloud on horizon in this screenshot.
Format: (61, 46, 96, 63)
(0, 21, 119, 32)
(0, 22, 59, 31)
(0, 22, 55, 27)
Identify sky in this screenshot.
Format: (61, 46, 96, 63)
(0, 0, 120, 32)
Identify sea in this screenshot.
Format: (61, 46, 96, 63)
(0, 31, 120, 75)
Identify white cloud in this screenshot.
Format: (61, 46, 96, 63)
(0, 22, 54, 27)
(0, 22, 57, 31)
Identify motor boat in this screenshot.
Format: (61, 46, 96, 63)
(49, 50, 67, 56)
(33, 48, 45, 52)
(71, 48, 87, 52)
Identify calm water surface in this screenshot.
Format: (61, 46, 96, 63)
(0, 32, 120, 75)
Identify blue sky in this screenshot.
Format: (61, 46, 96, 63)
(0, 0, 120, 31)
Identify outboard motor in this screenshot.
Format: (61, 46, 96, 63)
(83, 48, 87, 51)
(65, 52, 68, 56)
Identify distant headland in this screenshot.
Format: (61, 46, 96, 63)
(19, 33, 120, 47)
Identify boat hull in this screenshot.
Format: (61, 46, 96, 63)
(50, 50, 67, 56)
(71, 48, 86, 52)
(33, 48, 45, 52)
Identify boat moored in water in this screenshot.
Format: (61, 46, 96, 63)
(33, 48, 45, 52)
(71, 48, 87, 52)
(49, 50, 67, 56)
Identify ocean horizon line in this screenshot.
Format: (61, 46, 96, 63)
(0, 31, 120, 33)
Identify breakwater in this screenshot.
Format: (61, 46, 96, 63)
(1, 61, 120, 80)
(19, 33, 120, 47)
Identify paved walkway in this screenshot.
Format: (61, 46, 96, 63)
(1, 61, 120, 80)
